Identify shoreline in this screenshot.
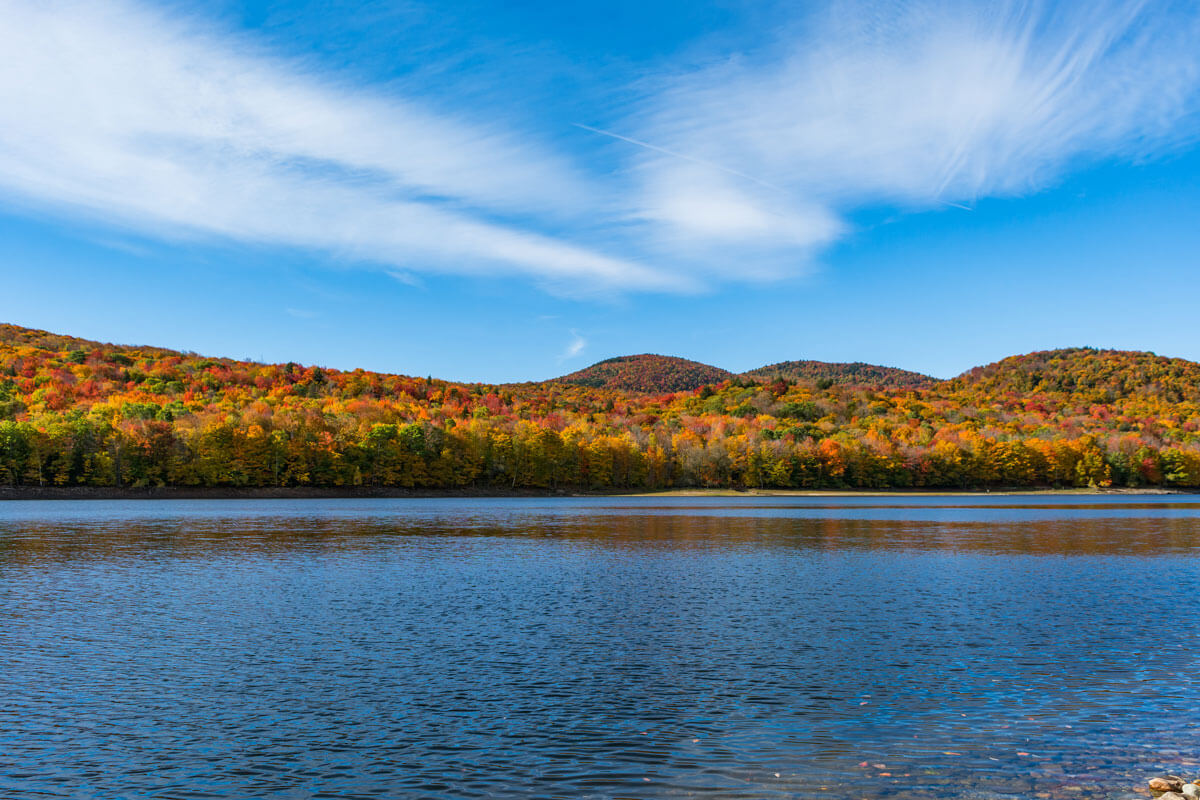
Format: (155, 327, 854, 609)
(624, 487, 1187, 497)
(0, 485, 1189, 501)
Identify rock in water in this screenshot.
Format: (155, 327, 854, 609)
(1156, 793, 1186, 800)
(1151, 778, 1185, 793)
(1181, 784, 1200, 798)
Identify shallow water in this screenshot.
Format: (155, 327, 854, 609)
(2, 495, 1198, 799)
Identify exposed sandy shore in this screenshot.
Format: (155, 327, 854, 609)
(620, 487, 1188, 497)
(0, 485, 1189, 501)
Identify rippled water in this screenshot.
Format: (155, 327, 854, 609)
(2, 495, 1199, 799)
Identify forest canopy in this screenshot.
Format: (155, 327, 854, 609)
(3, 323, 1200, 492)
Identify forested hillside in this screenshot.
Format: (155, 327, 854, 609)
(3, 326, 1200, 492)
(742, 360, 933, 389)
(948, 348, 1200, 402)
(555, 354, 732, 393)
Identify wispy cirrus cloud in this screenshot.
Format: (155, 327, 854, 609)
(618, 0, 1200, 277)
(559, 330, 587, 361)
(0, 0, 686, 293)
(0, 0, 1198, 293)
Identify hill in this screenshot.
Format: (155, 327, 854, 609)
(743, 359, 933, 389)
(0, 323, 165, 356)
(4, 323, 1200, 492)
(554, 354, 732, 393)
(948, 348, 1200, 403)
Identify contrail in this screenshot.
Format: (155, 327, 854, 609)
(572, 122, 786, 192)
(575, 122, 974, 213)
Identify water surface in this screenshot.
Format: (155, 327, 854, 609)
(2, 495, 1198, 799)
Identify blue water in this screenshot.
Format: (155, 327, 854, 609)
(2, 495, 1198, 798)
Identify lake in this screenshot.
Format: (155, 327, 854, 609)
(2, 495, 1198, 799)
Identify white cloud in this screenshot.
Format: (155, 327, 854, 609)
(0, 0, 686, 293)
(561, 330, 587, 361)
(623, 0, 1200, 275)
(386, 270, 423, 288)
(635, 162, 845, 279)
(0, 0, 1197, 293)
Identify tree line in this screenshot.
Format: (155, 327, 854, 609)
(3, 327, 1200, 491)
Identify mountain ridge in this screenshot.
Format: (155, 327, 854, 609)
(5, 322, 1200, 494)
(551, 354, 734, 393)
(946, 347, 1200, 402)
(742, 359, 933, 389)
(4, 324, 1195, 399)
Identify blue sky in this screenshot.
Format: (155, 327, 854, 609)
(1, 0, 1198, 382)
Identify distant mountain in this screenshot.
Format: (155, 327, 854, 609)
(743, 359, 934, 389)
(555, 354, 733, 393)
(948, 347, 1200, 402)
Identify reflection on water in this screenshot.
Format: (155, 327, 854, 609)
(2, 496, 1199, 799)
